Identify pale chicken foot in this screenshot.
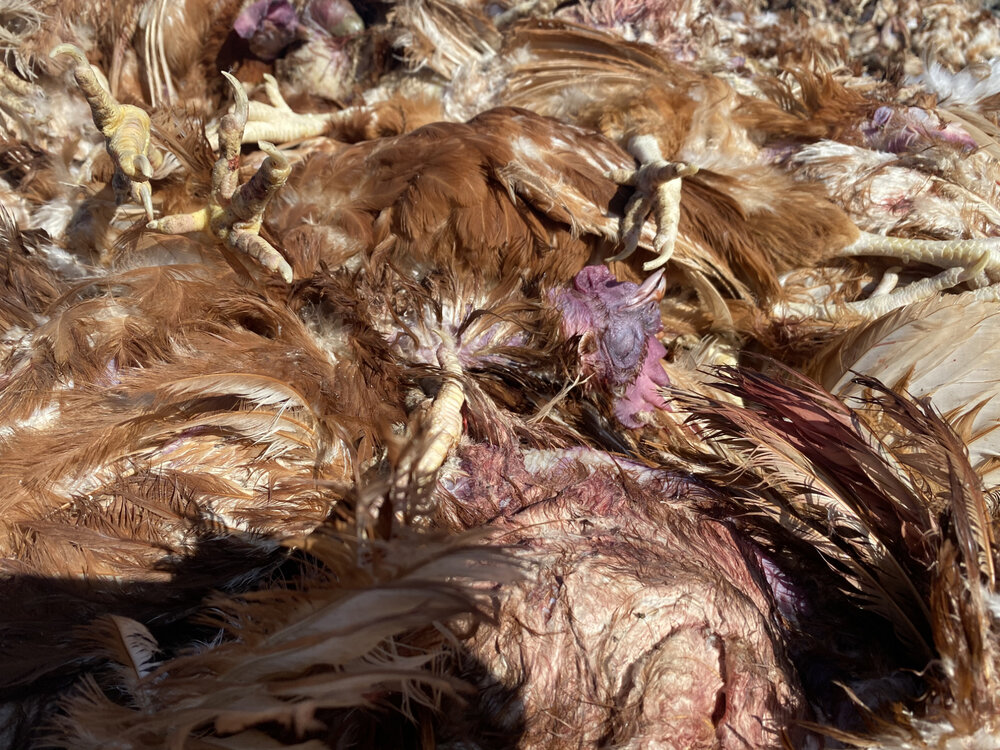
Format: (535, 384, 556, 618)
(147, 72, 293, 282)
(774, 256, 990, 322)
(393, 335, 466, 526)
(775, 229, 1000, 321)
(51, 44, 163, 220)
(607, 134, 697, 271)
(235, 74, 336, 144)
(833, 231, 1000, 319)
(229, 73, 385, 145)
(839, 230, 1000, 287)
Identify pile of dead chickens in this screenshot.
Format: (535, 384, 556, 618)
(2, 0, 1000, 747)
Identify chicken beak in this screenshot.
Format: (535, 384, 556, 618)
(625, 269, 667, 309)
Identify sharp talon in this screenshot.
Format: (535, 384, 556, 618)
(220, 71, 249, 127)
(149, 72, 293, 283)
(606, 245, 636, 264)
(960, 251, 990, 281)
(642, 248, 674, 272)
(258, 141, 291, 178)
(231, 232, 294, 284)
(52, 43, 158, 220)
(50, 43, 88, 64)
(136, 181, 154, 222)
(128, 153, 153, 181)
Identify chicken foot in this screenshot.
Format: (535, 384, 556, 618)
(233, 74, 335, 144)
(607, 134, 698, 271)
(839, 231, 1000, 318)
(147, 72, 293, 282)
(225, 73, 388, 145)
(393, 336, 466, 525)
(776, 230, 1000, 321)
(399, 340, 465, 481)
(838, 230, 1000, 285)
(774, 255, 991, 321)
(51, 44, 163, 220)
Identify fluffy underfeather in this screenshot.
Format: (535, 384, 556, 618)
(908, 59, 1000, 111)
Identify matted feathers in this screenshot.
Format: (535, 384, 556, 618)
(679, 368, 1000, 742)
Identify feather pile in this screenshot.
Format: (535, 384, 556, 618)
(3, 0, 1000, 748)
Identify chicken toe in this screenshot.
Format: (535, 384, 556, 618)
(607, 134, 697, 270)
(838, 230, 1000, 289)
(51, 43, 161, 220)
(148, 72, 293, 283)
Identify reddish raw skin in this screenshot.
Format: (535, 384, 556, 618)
(439, 443, 812, 749)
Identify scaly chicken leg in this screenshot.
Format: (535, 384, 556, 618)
(606, 134, 698, 271)
(0, 64, 36, 118)
(397, 338, 465, 477)
(776, 231, 1000, 321)
(218, 73, 387, 146)
(147, 72, 293, 283)
(234, 73, 336, 144)
(840, 230, 1000, 284)
(50, 44, 162, 220)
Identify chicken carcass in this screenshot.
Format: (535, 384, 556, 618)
(3, 0, 1000, 748)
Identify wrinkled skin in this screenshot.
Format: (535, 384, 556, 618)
(234, 0, 300, 60)
(438, 444, 813, 749)
(550, 266, 670, 427)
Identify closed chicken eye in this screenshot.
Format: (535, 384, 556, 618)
(602, 324, 644, 371)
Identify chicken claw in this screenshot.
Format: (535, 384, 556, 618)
(392, 336, 466, 526)
(838, 230, 1000, 287)
(413, 343, 466, 480)
(775, 231, 1000, 321)
(607, 134, 698, 271)
(148, 71, 293, 283)
(240, 73, 334, 144)
(50, 43, 162, 220)
(400, 340, 465, 480)
(834, 231, 1000, 319)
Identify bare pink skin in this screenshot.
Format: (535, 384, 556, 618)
(439, 443, 813, 749)
(550, 265, 670, 427)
